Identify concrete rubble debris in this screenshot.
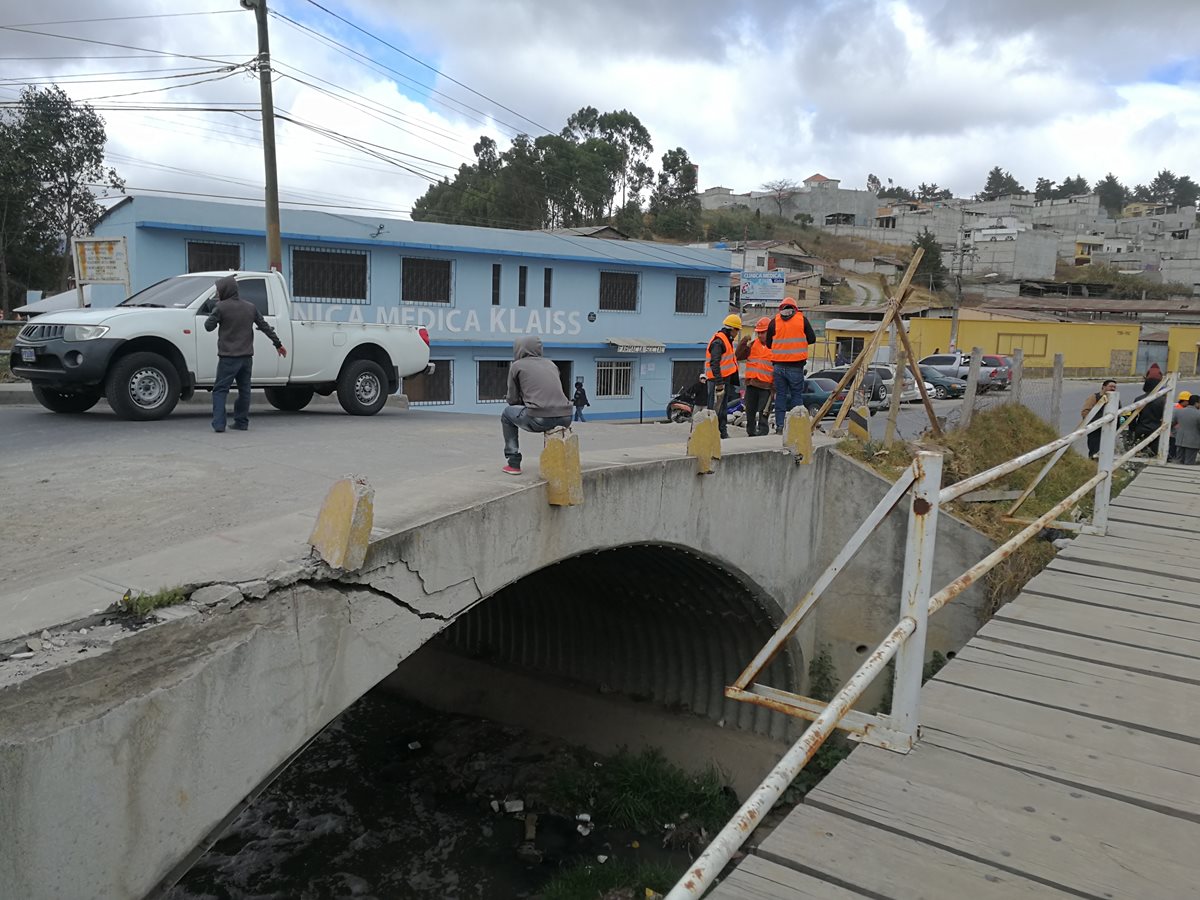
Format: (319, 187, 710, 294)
(308, 475, 375, 571)
(407, 741, 422, 751)
(503, 799, 525, 814)
(39, 630, 50, 641)
(596, 854, 609, 864)
(190, 584, 244, 607)
(237, 580, 271, 600)
(490, 800, 500, 813)
(25, 638, 43, 653)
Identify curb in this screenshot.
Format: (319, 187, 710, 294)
(0, 384, 409, 409)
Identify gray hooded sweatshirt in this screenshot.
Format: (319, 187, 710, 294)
(506, 336, 572, 416)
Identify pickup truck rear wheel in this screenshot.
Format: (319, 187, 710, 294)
(264, 386, 315, 412)
(337, 359, 388, 416)
(106, 352, 180, 421)
(32, 385, 102, 414)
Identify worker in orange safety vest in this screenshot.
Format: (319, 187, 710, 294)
(706, 313, 742, 438)
(736, 317, 775, 436)
(763, 298, 816, 433)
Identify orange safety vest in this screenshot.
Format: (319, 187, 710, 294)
(745, 338, 774, 385)
(772, 311, 809, 362)
(706, 331, 737, 379)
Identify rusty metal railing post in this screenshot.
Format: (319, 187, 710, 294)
(1092, 391, 1119, 533)
(887, 451, 942, 748)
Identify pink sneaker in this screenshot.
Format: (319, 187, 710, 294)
(502, 465, 522, 475)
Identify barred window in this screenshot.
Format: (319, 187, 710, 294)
(518, 265, 528, 307)
(292, 246, 368, 304)
(403, 256, 452, 304)
(672, 360, 704, 393)
(404, 359, 452, 405)
(187, 241, 240, 273)
(491, 263, 501, 306)
(544, 268, 553, 308)
(595, 360, 633, 398)
(675, 276, 706, 314)
(477, 360, 510, 402)
(599, 271, 639, 312)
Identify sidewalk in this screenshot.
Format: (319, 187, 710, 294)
(0, 382, 409, 407)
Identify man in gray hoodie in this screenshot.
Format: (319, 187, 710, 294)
(204, 275, 286, 432)
(501, 335, 573, 474)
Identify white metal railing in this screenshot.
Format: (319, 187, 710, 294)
(667, 373, 1179, 899)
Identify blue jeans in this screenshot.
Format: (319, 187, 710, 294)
(502, 405, 573, 467)
(573, 406, 586, 422)
(774, 364, 806, 428)
(213, 355, 253, 430)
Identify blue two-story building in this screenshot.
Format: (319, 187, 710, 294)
(90, 196, 734, 419)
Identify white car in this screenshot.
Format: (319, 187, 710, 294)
(9, 270, 433, 420)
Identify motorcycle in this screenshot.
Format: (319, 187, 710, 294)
(666, 387, 745, 423)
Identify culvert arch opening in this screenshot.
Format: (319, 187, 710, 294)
(400, 543, 802, 741)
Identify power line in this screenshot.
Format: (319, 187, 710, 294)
(81, 67, 251, 103)
(268, 10, 528, 137)
(0, 25, 243, 66)
(1, 65, 236, 82)
(4, 10, 243, 28)
(90, 184, 415, 215)
(300, 0, 552, 135)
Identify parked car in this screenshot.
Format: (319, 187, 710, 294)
(918, 365, 967, 399)
(9, 271, 433, 420)
(809, 367, 888, 410)
(802, 377, 850, 418)
(918, 352, 1009, 392)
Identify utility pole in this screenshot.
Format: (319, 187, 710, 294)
(243, 0, 282, 271)
(949, 207, 964, 350)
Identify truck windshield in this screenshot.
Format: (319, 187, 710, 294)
(118, 276, 217, 309)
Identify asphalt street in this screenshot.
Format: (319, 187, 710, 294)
(2, 376, 1194, 602)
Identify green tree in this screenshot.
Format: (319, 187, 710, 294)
(912, 228, 947, 290)
(917, 182, 949, 201)
(1034, 177, 1057, 201)
(0, 85, 123, 308)
(1095, 172, 1128, 217)
(1173, 175, 1200, 209)
(649, 147, 701, 239)
(1055, 174, 1090, 197)
(1148, 169, 1178, 204)
(979, 166, 1025, 201)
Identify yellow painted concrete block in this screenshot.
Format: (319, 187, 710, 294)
(308, 476, 375, 570)
(847, 405, 871, 442)
(540, 430, 584, 506)
(783, 408, 814, 464)
(688, 408, 722, 475)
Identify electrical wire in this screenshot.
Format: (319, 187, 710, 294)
(5, 10, 243, 28)
(0, 24, 244, 66)
(299, 0, 552, 135)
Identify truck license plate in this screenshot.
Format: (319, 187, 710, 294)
(21, 347, 35, 363)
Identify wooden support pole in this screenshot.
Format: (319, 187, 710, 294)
(1050, 353, 1064, 431)
(1011, 347, 1024, 404)
(895, 320, 943, 438)
(885, 340, 904, 445)
(961, 347, 983, 429)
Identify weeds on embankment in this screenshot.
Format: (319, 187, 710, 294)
(841, 403, 1135, 615)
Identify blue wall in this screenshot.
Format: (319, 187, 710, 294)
(92, 197, 732, 418)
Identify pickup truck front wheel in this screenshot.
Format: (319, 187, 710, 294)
(265, 386, 315, 412)
(337, 359, 388, 416)
(32, 385, 102, 414)
(106, 352, 181, 421)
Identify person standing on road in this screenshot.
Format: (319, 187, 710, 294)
(1170, 391, 1192, 461)
(706, 314, 742, 439)
(1131, 375, 1167, 455)
(1080, 379, 1117, 459)
(737, 317, 774, 437)
(572, 378, 590, 422)
(763, 298, 816, 434)
(204, 275, 286, 433)
(1172, 394, 1200, 465)
(501, 336, 573, 475)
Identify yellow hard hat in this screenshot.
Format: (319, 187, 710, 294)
(723, 314, 743, 329)
(1180, 390, 1192, 402)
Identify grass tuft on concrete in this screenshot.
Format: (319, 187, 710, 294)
(842, 403, 1136, 614)
(118, 586, 187, 617)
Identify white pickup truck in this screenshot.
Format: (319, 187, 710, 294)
(8, 270, 432, 420)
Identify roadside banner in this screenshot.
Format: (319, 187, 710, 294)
(71, 237, 131, 307)
(738, 270, 787, 302)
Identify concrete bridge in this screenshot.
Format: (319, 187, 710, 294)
(0, 440, 996, 899)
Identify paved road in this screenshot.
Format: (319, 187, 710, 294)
(0, 403, 689, 599)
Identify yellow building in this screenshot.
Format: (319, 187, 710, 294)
(1168, 326, 1200, 375)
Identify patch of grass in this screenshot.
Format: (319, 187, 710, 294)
(540, 859, 677, 900)
(118, 586, 187, 617)
(844, 403, 1116, 613)
(807, 646, 838, 703)
(0, 324, 16, 383)
(547, 747, 737, 834)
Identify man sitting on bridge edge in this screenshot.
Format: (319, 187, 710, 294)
(501, 336, 573, 475)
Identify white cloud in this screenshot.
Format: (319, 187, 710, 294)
(3, 0, 1200, 212)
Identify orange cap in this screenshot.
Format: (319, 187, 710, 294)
(755, 317, 770, 332)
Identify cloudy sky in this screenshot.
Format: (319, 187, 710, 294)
(4, 0, 1200, 220)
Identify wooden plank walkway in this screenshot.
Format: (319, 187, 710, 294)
(713, 464, 1200, 900)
